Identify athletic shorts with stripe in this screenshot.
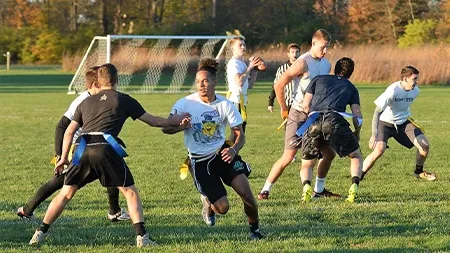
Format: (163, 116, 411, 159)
(64, 136, 134, 188)
(285, 109, 308, 150)
(376, 120, 424, 149)
(302, 112, 359, 160)
(190, 143, 251, 203)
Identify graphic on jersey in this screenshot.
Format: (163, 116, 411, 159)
(192, 110, 221, 144)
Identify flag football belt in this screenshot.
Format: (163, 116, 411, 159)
(296, 111, 363, 137)
(226, 91, 247, 121)
(72, 132, 128, 165)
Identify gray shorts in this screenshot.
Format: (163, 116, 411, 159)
(285, 109, 308, 150)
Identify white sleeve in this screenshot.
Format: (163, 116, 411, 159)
(227, 60, 241, 76)
(273, 66, 282, 84)
(225, 101, 243, 128)
(63, 95, 84, 120)
(374, 88, 393, 111)
(170, 99, 185, 115)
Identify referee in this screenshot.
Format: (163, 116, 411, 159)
(268, 43, 301, 112)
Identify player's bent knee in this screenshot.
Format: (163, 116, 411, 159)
(348, 149, 362, 159)
(212, 198, 229, 214)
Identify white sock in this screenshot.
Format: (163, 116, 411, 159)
(314, 177, 326, 193)
(261, 181, 274, 192)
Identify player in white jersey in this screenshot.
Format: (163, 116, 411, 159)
(226, 37, 261, 132)
(361, 66, 435, 181)
(268, 43, 301, 112)
(258, 29, 338, 201)
(17, 66, 130, 222)
(163, 58, 264, 240)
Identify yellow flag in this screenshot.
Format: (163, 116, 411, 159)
(179, 157, 190, 180)
(407, 117, 426, 134)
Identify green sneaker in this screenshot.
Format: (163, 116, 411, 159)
(301, 184, 313, 203)
(345, 183, 359, 203)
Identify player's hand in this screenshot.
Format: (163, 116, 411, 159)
(281, 109, 289, 119)
(180, 117, 192, 130)
(171, 111, 191, 126)
(369, 135, 377, 149)
(54, 158, 69, 175)
(221, 147, 236, 163)
(268, 106, 273, 112)
(248, 56, 261, 70)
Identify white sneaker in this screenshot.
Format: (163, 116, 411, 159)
(107, 208, 130, 222)
(136, 233, 158, 247)
(201, 195, 216, 226)
(29, 230, 46, 245)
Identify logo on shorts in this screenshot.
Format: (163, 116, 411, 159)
(233, 161, 244, 171)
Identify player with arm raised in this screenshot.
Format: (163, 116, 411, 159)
(268, 43, 300, 113)
(18, 66, 129, 222)
(300, 58, 363, 203)
(361, 66, 435, 181)
(29, 63, 190, 248)
(162, 58, 264, 240)
(258, 29, 337, 200)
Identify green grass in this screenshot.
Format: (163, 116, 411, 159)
(1, 70, 450, 252)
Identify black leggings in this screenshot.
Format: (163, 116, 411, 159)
(22, 174, 121, 215)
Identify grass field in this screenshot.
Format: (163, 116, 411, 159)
(1, 67, 450, 252)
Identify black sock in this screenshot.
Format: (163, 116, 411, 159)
(249, 220, 259, 232)
(352, 176, 360, 185)
(37, 222, 50, 233)
(302, 180, 311, 186)
(133, 222, 147, 236)
(360, 171, 367, 181)
(414, 165, 424, 175)
(106, 187, 120, 215)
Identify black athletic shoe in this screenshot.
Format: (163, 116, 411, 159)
(312, 189, 341, 198)
(17, 206, 35, 220)
(250, 229, 264, 240)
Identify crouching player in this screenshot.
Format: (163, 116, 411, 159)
(300, 57, 363, 203)
(162, 58, 264, 240)
(361, 66, 435, 181)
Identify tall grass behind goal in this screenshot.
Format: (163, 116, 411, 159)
(67, 35, 242, 94)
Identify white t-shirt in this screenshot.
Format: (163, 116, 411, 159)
(291, 52, 331, 111)
(226, 57, 249, 105)
(63, 91, 90, 142)
(374, 81, 419, 125)
(170, 93, 243, 156)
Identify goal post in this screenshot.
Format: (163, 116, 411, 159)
(67, 34, 243, 94)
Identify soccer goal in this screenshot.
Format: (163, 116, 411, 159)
(67, 35, 242, 94)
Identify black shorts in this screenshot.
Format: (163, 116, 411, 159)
(377, 120, 423, 149)
(302, 112, 359, 159)
(191, 144, 251, 203)
(64, 144, 134, 188)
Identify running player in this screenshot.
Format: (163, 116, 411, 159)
(163, 58, 264, 240)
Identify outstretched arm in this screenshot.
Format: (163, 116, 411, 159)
(54, 116, 71, 156)
(162, 113, 192, 134)
(138, 112, 190, 128)
(54, 120, 80, 175)
(369, 106, 383, 148)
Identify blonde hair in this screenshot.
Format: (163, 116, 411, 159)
(312, 29, 331, 42)
(85, 66, 100, 89)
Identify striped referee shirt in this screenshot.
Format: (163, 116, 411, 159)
(268, 61, 296, 108)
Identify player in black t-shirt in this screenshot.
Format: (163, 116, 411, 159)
(29, 63, 190, 248)
(299, 57, 363, 203)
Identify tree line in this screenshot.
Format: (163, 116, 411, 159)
(0, 0, 449, 64)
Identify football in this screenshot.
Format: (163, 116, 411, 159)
(249, 56, 267, 71)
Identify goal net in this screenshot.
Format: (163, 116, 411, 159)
(67, 35, 242, 94)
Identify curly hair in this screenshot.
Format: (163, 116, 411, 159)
(197, 58, 219, 79)
(334, 57, 354, 78)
